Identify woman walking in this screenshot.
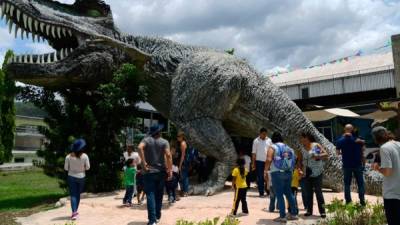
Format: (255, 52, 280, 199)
(177, 131, 190, 197)
(64, 139, 90, 220)
(300, 133, 328, 218)
(265, 132, 298, 223)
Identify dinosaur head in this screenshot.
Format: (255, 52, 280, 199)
(0, 0, 131, 87)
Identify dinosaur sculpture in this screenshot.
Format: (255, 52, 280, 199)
(1, 0, 383, 195)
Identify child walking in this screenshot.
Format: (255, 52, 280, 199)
(288, 168, 301, 215)
(166, 160, 180, 204)
(123, 159, 137, 207)
(231, 158, 249, 216)
(136, 164, 145, 205)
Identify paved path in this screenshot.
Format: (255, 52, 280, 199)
(16, 187, 381, 225)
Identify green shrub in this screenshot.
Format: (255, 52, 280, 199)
(176, 216, 240, 225)
(319, 198, 386, 225)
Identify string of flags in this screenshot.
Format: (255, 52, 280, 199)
(267, 39, 392, 77)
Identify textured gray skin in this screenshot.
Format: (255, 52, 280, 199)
(3, 0, 382, 195)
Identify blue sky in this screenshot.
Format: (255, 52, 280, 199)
(1, 0, 400, 74)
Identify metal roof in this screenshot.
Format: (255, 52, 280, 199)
(270, 52, 394, 86)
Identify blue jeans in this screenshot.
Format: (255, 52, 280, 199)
(123, 185, 134, 204)
(271, 171, 297, 218)
(269, 186, 277, 212)
(255, 161, 265, 195)
(180, 166, 189, 193)
(343, 167, 365, 205)
(67, 176, 85, 213)
(143, 172, 166, 224)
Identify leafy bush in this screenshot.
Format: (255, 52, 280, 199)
(176, 216, 240, 225)
(319, 198, 386, 225)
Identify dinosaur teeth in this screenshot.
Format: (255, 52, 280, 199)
(20, 28, 24, 40)
(9, 4, 13, 17)
(16, 8, 20, 22)
(45, 24, 50, 36)
(39, 22, 45, 32)
(14, 23, 18, 39)
(51, 25, 56, 39)
(5, 2, 9, 14)
(1, 2, 6, 20)
(28, 16, 33, 32)
(57, 26, 62, 38)
(8, 18, 13, 34)
(34, 20, 39, 32)
(22, 13, 27, 29)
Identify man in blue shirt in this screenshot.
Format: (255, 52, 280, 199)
(336, 124, 366, 206)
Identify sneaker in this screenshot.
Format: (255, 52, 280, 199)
(321, 213, 327, 218)
(273, 217, 287, 223)
(286, 214, 299, 221)
(71, 212, 78, 220)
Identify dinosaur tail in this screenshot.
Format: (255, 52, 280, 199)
(242, 76, 382, 194)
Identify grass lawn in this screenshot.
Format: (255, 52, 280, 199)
(0, 168, 67, 224)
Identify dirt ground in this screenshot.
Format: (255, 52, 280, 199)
(16, 186, 381, 225)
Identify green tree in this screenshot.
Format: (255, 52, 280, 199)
(19, 64, 147, 192)
(0, 50, 16, 163)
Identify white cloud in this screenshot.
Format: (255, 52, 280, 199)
(24, 43, 54, 54)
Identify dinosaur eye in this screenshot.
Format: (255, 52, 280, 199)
(87, 9, 102, 17)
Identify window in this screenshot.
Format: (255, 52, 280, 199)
(14, 158, 25, 163)
(301, 87, 309, 99)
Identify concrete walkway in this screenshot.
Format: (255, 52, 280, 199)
(16, 187, 381, 225)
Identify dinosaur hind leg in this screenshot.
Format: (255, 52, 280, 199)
(178, 117, 237, 196)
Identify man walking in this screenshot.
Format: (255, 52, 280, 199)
(252, 128, 272, 197)
(138, 124, 173, 225)
(336, 124, 366, 206)
(372, 127, 400, 225)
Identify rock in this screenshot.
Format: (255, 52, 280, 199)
(54, 198, 67, 208)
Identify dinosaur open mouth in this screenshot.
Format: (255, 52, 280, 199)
(1, 0, 80, 64)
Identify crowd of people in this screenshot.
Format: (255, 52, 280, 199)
(62, 123, 400, 225)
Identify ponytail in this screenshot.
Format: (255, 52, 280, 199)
(237, 158, 246, 178)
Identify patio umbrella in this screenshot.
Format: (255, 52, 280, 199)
(304, 108, 360, 122)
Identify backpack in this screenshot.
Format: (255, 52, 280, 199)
(273, 143, 295, 171)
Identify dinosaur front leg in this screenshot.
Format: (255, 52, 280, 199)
(177, 117, 237, 196)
